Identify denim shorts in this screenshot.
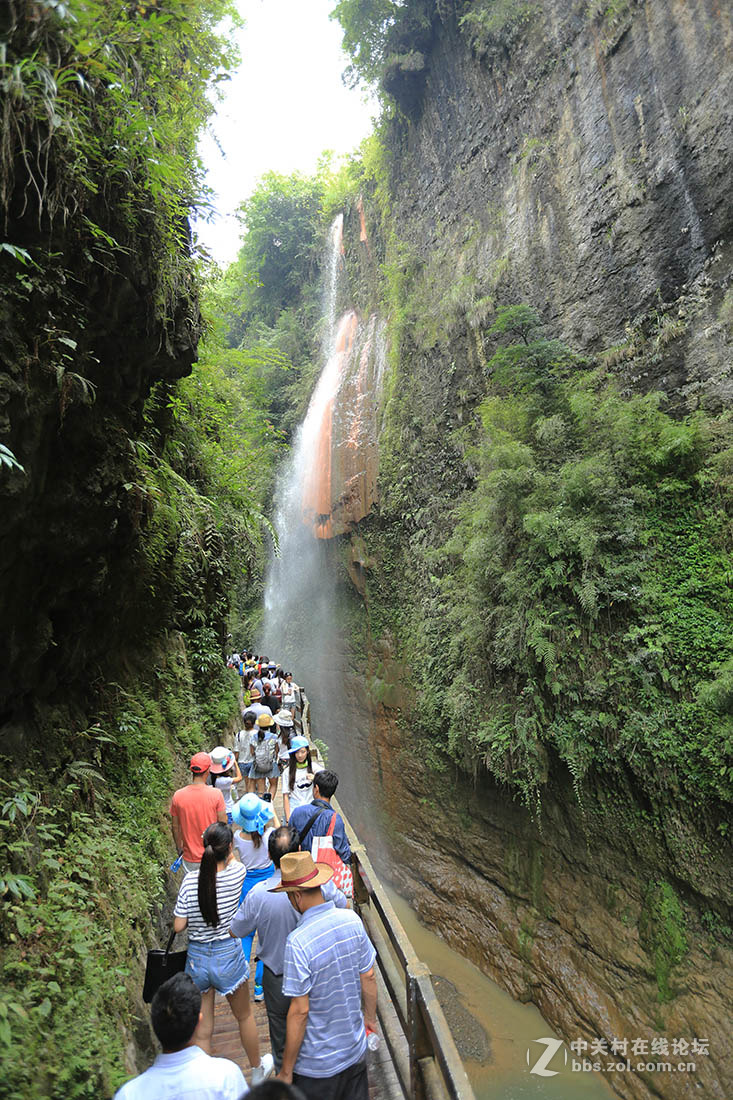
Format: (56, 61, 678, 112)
(186, 937, 249, 996)
(251, 761, 279, 780)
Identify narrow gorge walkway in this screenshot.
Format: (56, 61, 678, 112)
(210, 780, 404, 1100)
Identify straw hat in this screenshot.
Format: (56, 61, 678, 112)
(269, 851, 333, 892)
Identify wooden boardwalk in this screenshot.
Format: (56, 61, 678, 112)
(211, 984, 402, 1098)
(211, 775, 404, 1099)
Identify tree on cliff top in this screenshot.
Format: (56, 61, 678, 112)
(331, 0, 433, 92)
(232, 170, 328, 328)
(214, 166, 342, 438)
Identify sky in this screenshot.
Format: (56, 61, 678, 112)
(194, 0, 377, 267)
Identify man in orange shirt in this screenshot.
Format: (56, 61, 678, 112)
(170, 753, 227, 872)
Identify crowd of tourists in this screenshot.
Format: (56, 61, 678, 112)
(115, 653, 377, 1100)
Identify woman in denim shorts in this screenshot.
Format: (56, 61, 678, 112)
(173, 823, 273, 1084)
(249, 713, 280, 802)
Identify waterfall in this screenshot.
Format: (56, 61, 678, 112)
(260, 217, 386, 765)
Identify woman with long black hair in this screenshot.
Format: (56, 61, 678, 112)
(173, 822, 273, 1084)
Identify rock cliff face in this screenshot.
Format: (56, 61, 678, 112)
(0, 226, 197, 735)
(388, 0, 732, 405)
(325, 3, 733, 1098)
(363, 693, 732, 1100)
(0, 3, 207, 740)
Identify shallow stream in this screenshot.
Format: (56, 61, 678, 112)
(385, 887, 614, 1100)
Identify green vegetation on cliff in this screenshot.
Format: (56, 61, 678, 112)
(639, 880, 689, 1003)
(368, 300, 733, 813)
(140, 287, 288, 648)
(0, 4, 283, 1096)
(214, 164, 347, 436)
(2, 0, 238, 329)
(0, 656, 240, 1099)
(332, 0, 534, 103)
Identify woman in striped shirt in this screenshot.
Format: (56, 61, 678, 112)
(173, 822, 273, 1083)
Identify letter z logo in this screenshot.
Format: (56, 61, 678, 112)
(526, 1037, 567, 1076)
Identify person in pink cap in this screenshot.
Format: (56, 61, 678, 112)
(208, 746, 243, 825)
(170, 753, 227, 872)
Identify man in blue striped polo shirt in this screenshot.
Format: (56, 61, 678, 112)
(271, 851, 378, 1100)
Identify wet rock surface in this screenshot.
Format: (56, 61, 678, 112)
(431, 974, 492, 1066)
(388, 0, 733, 407)
(0, 221, 197, 737)
(365, 698, 733, 1100)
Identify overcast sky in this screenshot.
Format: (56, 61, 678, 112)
(194, 0, 376, 267)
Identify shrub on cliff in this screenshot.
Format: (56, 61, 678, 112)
(409, 310, 733, 812)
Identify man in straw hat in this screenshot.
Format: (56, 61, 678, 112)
(271, 851, 377, 1099)
(243, 687, 271, 723)
(228, 824, 348, 1071)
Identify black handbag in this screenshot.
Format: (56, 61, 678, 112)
(142, 929, 187, 1003)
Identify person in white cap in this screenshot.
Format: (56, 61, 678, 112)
(274, 709, 295, 777)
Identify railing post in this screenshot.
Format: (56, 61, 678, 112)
(351, 855, 370, 914)
(407, 964, 432, 1100)
(332, 796, 477, 1100)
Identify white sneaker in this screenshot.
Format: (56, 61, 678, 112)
(251, 1053, 274, 1086)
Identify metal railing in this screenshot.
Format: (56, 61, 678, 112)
(335, 802, 477, 1100)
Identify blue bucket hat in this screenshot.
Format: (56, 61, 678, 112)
(288, 736, 309, 755)
(232, 793, 274, 835)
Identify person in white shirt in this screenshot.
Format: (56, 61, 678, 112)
(273, 709, 294, 774)
(208, 746, 242, 823)
(281, 737, 314, 823)
(114, 972, 247, 1099)
(280, 673, 297, 712)
(243, 690, 271, 727)
(235, 713, 257, 790)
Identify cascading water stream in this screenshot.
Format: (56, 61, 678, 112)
(260, 217, 385, 764)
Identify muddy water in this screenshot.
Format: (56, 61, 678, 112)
(385, 887, 614, 1100)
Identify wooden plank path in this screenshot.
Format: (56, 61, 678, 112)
(210, 773, 405, 1099)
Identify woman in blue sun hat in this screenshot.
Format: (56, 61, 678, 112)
(231, 793, 279, 1001)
